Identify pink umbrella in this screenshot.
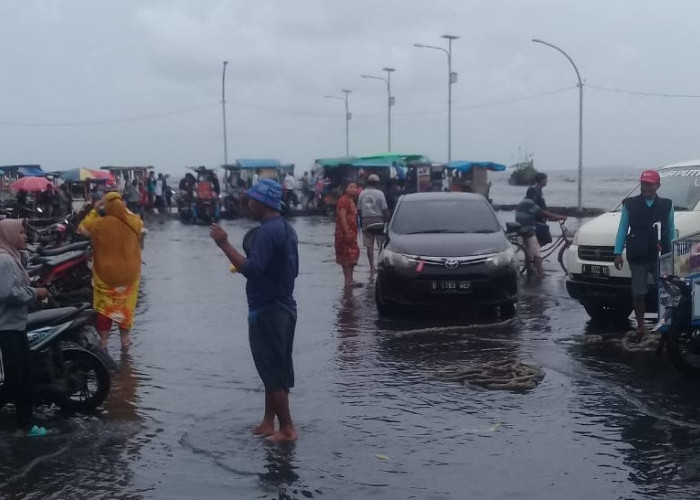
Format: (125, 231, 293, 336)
(10, 176, 53, 193)
(90, 170, 116, 185)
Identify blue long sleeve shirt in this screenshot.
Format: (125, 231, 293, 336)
(239, 216, 298, 313)
(614, 199, 675, 255)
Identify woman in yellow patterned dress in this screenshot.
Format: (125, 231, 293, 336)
(79, 191, 142, 350)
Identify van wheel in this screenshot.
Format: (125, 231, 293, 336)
(582, 300, 632, 324)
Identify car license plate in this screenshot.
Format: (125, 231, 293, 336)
(431, 280, 472, 293)
(582, 264, 609, 277)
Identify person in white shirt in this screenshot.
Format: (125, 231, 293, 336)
(154, 173, 165, 210)
(357, 174, 390, 272)
(252, 169, 261, 187)
(283, 172, 297, 207)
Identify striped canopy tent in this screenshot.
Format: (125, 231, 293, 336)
(58, 168, 98, 182)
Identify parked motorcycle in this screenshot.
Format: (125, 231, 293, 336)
(0, 304, 116, 412)
(654, 275, 700, 376)
(27, 241, 93, 307)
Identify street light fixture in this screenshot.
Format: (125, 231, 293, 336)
(221, 60, 229, 166)
(532, 38, 584, 212)
(324, 89, 352, 156)
(361, 67, 396, 151)
(414, 34, 459, 162)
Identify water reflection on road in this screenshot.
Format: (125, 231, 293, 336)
(1, 216, 700, 499)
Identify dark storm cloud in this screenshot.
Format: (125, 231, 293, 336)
(1, 0, 700, 173)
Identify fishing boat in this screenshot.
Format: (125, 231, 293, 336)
(507, 154, 538, 186)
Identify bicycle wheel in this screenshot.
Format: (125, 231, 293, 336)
(557, 243, 570, 274)
(511, 240, 530, 275)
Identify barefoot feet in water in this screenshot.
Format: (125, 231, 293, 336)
(120, 331, 131, 351)
(252, 422, 275, 437)
(265, 429, 298, 443)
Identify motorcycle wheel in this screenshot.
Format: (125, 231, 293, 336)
(54, 349, 111, 412)
(667, 322, 700, 377)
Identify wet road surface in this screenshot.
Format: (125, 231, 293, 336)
(2, 215, 700, 499)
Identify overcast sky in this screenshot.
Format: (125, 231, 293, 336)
(2, 0, 700, 176)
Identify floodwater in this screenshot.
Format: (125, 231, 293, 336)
(2, 214, 700, 500)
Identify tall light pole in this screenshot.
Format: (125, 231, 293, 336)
(324, 89, 352, 156)
(221, 60, 229, 166)
(532, 38, 584, 212)
(361, 67, 396, 151)
(414, 35, 459, 162)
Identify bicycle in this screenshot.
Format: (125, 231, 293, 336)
(507, 220, 574, 275)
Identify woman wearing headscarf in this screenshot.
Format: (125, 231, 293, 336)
(0, 219, 49, 436)
(79, 192, 142, 350)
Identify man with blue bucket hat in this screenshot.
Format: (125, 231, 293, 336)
(210, 178, 299, 442)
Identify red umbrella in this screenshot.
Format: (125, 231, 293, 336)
(9, 176, 53, 193)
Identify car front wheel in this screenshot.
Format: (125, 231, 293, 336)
(375, 276, 398, 317)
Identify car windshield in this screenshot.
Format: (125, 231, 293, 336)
(391, 198, 501, 234)
(615, 166, 700, 211)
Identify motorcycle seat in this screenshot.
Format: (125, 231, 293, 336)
(34, 250, 88, 267)
(27, 307, 80, 330)
(38, 241, 90, 256)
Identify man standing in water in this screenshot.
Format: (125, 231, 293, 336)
(614, 169, 674, 336)
(357, 174, 389, 273)
(209, 178, 299, 442)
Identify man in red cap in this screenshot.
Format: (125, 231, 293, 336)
(613, 169, 674, 335)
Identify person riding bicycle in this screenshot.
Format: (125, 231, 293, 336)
(526, 172, 549, 217)
(515, 190, 566, 278)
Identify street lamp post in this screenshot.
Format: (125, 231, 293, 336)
(361, 67, 395, 151)
(324, 89, 352, 156)
(414, 35, 459, 162)
(221, 60, 229, 166)
(532, 38, 584, 212)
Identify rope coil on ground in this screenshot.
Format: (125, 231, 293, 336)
(621, 331, 661, 353)
(436, 358, 545, 391)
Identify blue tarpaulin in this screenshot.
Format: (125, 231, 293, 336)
(447, 161, 506, 173)
(0, 164, 44, 177)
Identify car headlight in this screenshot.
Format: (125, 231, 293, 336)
(382, 248, 418, 269)
(572, 230, 580, 246)
(487, 247, 515, 267)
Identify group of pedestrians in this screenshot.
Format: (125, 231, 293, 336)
(516, 169, 673, 338)
(334, 174, 390, 286)
(120, 171, 171, 217)
(0, 166, 673, 444)
(0, 189, 142, 437)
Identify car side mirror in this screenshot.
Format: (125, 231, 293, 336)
(505, 222, 522, 234)
(366, 222, 386, 236)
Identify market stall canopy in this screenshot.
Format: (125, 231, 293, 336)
(10, 176, 53, 192)
(314, 157, 356, 168)
(352, 154, 428, 168)
(226, 159, 282, 170)
(447, 161, 507, 173)
(0, 164, 44, 177)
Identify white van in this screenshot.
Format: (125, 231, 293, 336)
(566, 160, 700, 322)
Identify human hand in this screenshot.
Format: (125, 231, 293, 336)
(614, 255, 624, 271)
(35, 287, 49, 300)
(209, 223, 229, 247)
